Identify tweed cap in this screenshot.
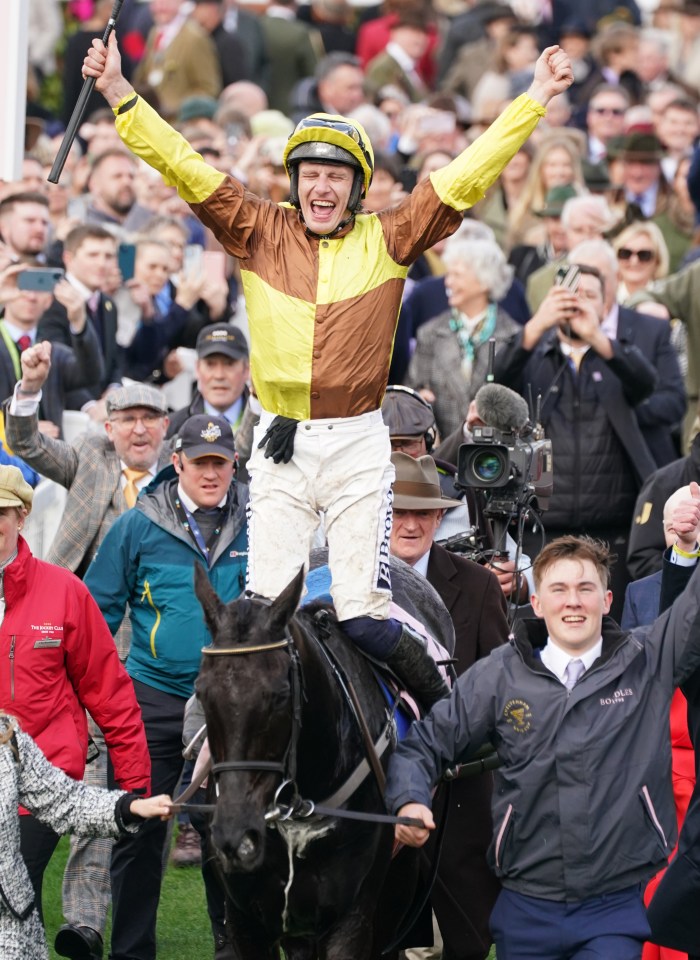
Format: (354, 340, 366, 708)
(106, 384, 168, 416)
(0, 466, 33, 515)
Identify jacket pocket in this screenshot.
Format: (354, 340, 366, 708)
(6, 635, 64, 707)
(494, 803, 514, 871)
(140, 580, 161, 659)
(640, 784, 668, 850)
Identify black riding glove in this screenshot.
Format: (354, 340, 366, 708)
(257, 415, 299, 464)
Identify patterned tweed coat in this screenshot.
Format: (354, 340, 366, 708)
(0, 717, 132, 960)
(4, 408, 173, 574)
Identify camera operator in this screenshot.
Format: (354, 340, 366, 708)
(493, 262, 658, 618)
(382, 385, 533, 603)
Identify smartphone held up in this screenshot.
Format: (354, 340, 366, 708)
(554, 263, 581, 342)
(17, 268, 65, 293)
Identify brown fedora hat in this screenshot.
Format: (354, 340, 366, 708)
(391, 452, 461, 510)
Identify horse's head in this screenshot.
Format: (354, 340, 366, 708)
(194, 564, 304, 873)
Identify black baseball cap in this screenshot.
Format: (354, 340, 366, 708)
(196, 323, 249, 361)
(175, 415, 236, 461)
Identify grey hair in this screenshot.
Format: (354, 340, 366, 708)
(639, 27, 672, 59)
(442, 237, 514, 301)
(561, 194, 616, 231)
(447, 219, 496, 244)
(568, 237, 618, 278)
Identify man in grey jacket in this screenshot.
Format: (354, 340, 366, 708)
(386, 500, 700, 960)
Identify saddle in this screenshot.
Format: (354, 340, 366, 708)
(303, 564, 453, 726)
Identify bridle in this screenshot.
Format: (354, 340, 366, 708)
(200, 627, 305, 816)
(178, 616, 418, 828)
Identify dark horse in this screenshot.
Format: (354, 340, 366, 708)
(194, 563, 426, 960)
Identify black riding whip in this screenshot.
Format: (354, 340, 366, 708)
(47, 0, 126, 184)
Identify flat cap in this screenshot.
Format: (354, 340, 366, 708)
(0, 465, 34, 515)
(106, 384, 168, 416)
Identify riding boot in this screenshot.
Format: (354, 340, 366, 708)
(385, 624, 449, 713)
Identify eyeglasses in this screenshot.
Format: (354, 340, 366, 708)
(617, 248, 656, 262)
(109, 413, 165, 429)
(391, 438, 425, 455)
(590, 106, 625, 116)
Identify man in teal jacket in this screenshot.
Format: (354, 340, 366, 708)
(84, 413, 247, 960)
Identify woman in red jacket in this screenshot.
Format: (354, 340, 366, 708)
(0, 465, 150, 921)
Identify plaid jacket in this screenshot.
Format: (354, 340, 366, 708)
(3, 406, 173, 575)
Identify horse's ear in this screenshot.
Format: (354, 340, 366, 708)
(194, 563, 224, 630)
(268, 565, 305, 633)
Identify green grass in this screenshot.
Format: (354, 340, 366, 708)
(43, 835, 212, 960)
(42, 837, 498, 959)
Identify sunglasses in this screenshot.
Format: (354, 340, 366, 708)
(617, 248, 656, 262)
(590, 106, 625, 116)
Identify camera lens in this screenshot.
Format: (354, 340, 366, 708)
(472, 450, 506, 483)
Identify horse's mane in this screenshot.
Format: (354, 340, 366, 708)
(297, 599, 337, 621)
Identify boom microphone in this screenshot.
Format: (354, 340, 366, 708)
(474, 383, 529, 435)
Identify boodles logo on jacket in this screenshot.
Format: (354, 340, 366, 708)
(202, 422, 222, 442)
(504, 699, 532, 733)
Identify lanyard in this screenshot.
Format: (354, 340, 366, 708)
(0, 323, 22, 381)
(174, 496, 224, 566)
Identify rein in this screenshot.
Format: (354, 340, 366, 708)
(172, 620, 424, 829)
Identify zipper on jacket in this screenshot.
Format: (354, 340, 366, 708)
(641, 785, 668, 848)
(572, 371, 581, 529)
(9, 635, 15, 701)
(494, 803, 513, 869)
(140, 580, 161, 659)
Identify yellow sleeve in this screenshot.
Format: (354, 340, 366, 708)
(430, 94, 545, 212)
(113, 95, 226, 205)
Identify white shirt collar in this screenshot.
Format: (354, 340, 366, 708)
(558, 339, 590, 361)
(119, 461, 157, 489)
(540, 636, 602, 685)
(588, 135, 607, 163)
(177, 482, 227, 513)
(1, 319, 36, 344)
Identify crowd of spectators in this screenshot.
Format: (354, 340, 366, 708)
(8, 0, 700, 958)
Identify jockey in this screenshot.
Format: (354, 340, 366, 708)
(82, 36, 573, 713)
